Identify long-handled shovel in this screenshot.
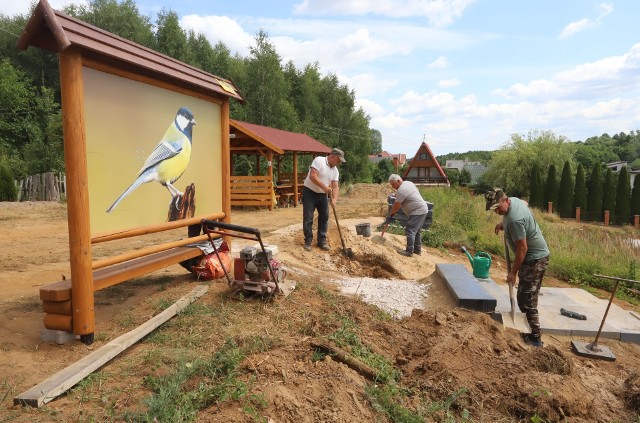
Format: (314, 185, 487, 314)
(331, 202, 354, 258)
(504, 236, 516, 324)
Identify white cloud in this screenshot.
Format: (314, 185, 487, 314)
(438, 78, 460, 88)
(493, 43, 640, 100)
(270, 27, 402, 71)
(372, 112, 413, 129)
(293, 0, 477, 28)
(579, 98, 635, 119)
(0, 0, 86, 17)
(355, 98, 385, 116)
(425, 118, 469, 132)
(340, 73, 398, 97)
(181, 15, 254, 56)
(428, 56, 449, 69)
(392, 90, 458, 115)
(559, 2, 613, 39)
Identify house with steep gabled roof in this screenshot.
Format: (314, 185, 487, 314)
(402, 142, 449, 186)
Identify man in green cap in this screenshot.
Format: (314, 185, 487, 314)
(486, 188, 550, 347)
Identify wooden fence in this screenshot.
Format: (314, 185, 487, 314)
(14, 172, 66, 202)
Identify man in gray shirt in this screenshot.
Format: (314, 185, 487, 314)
(387, 174, 429, 257)
(486, 188, 550, 347)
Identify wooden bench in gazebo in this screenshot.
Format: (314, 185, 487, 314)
(230, 120, 331, 208)
(230, 175, 276, 210)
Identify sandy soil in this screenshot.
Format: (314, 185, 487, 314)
(1, 183, 639, 422)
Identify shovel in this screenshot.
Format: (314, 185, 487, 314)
(331, 202, 354, 258)
(504, 236, 516, 324)
(372, 220, 390, 245)
(501, 237, 530, 332)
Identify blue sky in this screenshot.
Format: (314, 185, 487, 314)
(3, 0, 640, 157)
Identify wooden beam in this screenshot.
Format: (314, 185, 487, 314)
(91, 212, 224, 244)
(91, 234, 210, 270)
(15, 285, 209, 408)
(60, 47, 94, 336)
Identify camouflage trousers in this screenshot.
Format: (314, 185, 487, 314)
(517, 256, 549, 338)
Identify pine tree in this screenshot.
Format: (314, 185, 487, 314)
(615, 166, 630, 225)
(602, 168, 616, 220)
(587, 164, 603, 221)
(557, 161, 574, 217)
(543, 164, 559, 212)
(529, 163, 543, 209)
(573, 163, 587, 214)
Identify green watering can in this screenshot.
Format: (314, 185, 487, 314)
(460, 246, 492, 279)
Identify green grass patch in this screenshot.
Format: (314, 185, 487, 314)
(326, 318, 400, 384)
(131, 336, 272, 422)
(365, 383, 471, 422)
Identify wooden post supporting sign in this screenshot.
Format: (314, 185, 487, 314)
(60, 47, 95, 340)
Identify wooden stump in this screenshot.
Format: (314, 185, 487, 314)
(168, 183, 196, 222)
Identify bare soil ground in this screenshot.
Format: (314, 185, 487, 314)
(1, 183, 640, 422)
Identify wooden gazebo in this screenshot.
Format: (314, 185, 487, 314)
(230, 120, 331, 208)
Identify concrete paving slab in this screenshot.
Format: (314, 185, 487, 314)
(483, 281, 640, 343)
(435, 264, 497, 312)
(435, 264, 640, 344)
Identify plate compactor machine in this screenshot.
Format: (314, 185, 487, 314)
(201, 219, 290, 297)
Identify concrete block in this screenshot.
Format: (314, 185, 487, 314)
(436, 263, 497, 312)
(41, 328, 76, 344)
(542, 327, 572, 337)
(571, 329, 619, 340)
(620, 332, 640, 344)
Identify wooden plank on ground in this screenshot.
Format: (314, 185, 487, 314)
(15, 285, 209, 408)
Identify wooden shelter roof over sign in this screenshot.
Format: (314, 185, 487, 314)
(230, 120, 332, 155)
(16, 0, 245, 104)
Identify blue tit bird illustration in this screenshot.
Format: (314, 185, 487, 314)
(106, 106, 196, 213)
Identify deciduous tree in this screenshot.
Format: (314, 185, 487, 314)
(484, 130, 574, 197)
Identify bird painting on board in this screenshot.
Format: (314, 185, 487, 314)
(107, 106, 196, 213)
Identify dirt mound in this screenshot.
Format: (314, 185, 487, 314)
(1, 184, 640, 422)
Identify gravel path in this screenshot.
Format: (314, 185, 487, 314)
(332, 277, 431, 319)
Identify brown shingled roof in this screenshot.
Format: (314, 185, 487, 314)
(230, 120, 331, 154)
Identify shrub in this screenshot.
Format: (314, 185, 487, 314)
(0, 162, 17, 201)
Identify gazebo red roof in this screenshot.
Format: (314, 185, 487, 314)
(230, 120, 331, 154)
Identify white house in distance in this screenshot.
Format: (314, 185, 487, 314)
(605, 161, 639, 188)
(445, 159, 487, 185)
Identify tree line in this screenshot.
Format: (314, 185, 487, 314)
(0, 0, 382, 199)
(480, 130, 640, 225)
(1, 1, 639, 213)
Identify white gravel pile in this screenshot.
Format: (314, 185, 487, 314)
(332, 277, 431, 319)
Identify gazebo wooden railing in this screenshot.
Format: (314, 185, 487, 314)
(230, 175, 276, 210)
